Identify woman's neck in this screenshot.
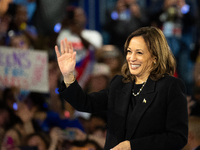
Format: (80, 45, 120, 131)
(135, 76, 149, 84)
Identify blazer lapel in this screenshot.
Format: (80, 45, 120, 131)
(125, 78, 157, 140)
(114, 82, 132, 142)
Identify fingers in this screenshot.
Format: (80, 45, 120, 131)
(56, 38, 74, 57)
(64, 38, 74, 54)
(60, 40, 64, 54)
(68, 41, 73, 54)
(64, 38, 69, 53)
(73, 51, 76, 61)
(55, 46, 61, 58)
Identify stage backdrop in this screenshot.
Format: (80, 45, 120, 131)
(0, 46, 49, 93)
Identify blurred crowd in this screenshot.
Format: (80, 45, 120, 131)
(0, 0, 200, 149)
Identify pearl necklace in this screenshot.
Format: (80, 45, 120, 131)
(132, 81, 147, 96)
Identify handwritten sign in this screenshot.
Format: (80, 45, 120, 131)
(0, 46, 49, 93)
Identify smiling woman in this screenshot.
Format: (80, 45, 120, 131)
(122, 27, 176, 83)
(56, 26, 188, 150)
(125, 36, 156, 84)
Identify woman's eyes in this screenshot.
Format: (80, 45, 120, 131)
(127, 50, 143, 54)
(137, 52, 143, 54)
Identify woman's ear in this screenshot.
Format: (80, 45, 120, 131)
(153, 57, 157, 64)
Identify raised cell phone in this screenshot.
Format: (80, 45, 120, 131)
(62, 129, 76, 140)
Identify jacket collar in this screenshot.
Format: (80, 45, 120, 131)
(125, 77, 157, 139)
(114, 76, 157, 141)
(143, 76, 156, 94)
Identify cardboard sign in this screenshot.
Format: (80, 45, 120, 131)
(0, 46, 49, 93)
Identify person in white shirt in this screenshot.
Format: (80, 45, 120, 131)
(57, 6, 103, 88)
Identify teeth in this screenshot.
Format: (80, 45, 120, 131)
(131, 65, 140, 68)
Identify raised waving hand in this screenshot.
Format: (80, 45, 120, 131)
(55, 38, 76, 84)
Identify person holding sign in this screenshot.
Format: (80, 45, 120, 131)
(55, 27, 188, 150)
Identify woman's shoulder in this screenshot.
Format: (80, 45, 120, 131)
(157, 75, 186, 89)
(160, 75, 184, 84)
(110, 75, 124, 84)
(109, 75, 127, 88)
(111, 75, 182, 83)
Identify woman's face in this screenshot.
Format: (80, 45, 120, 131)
(126, 36, 155, 82)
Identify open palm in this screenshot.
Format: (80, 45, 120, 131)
(55, 38, 76, 78)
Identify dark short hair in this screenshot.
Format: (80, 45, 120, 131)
(121, 26, 176, 82)
(26, 92, 48, 112)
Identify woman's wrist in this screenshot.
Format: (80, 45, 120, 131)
(64, 73, 75, 87)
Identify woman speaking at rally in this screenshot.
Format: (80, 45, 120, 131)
(55, 27, 188, 150)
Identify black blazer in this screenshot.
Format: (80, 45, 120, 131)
(59, 75, 188, 150)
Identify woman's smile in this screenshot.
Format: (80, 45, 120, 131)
(126, 36, 156, 82)
(130, 64, 141, 70)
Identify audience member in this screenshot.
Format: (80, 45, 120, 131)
(9, 33, 32, 50)
(193, 38, 200, 87)
(2, 87, 20, 111)
(123, 0, 148, 9)
(1, 101, 40, 150)
(0, 14, 12, 46)
(12, 0, 37, 23)
(25, 132, 49, 150)
(190, 86, 200, 117)
(62, 113, 107, 148)
(25, 127, 80, 150)
(104, 0, 148, 53)
(24, 92, 84, 133)
(0, 101, 11, 148)
(187, 95, 195, 116)
(84, 63, 111, 94)
(149, 0, 198, 94)
(87, 113, 107, 135)
(95, 45, 125, 78)
(0, 0, 12, 45)
(69, 139, 103, 150)
(6, 4, 38, 48)
(57, 6, 103, 88)
(57, 6, 102, 50)
(48, 59, 63, 115)
(32, 0, 69, 36)
(182, 116, 200, 150)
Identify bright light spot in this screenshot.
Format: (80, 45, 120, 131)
(13, 102, 18, 110)
(54, 23, 61, 33)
